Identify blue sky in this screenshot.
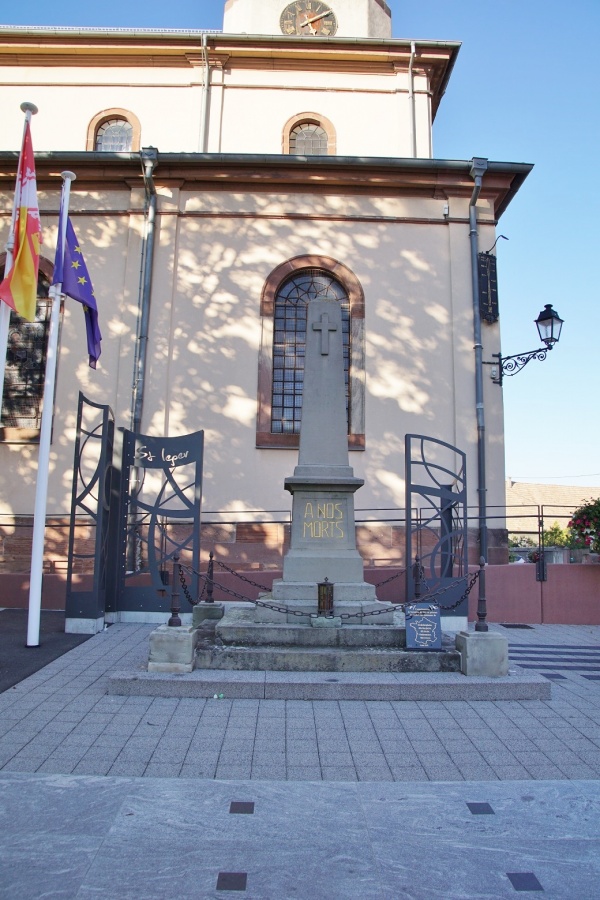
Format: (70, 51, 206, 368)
(2, 0, 599, 487)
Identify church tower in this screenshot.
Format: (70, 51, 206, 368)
(223, 0, 392, 39)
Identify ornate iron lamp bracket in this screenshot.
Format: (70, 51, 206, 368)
(484, 347, 550, 386)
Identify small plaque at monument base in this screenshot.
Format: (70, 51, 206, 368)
(405, 602, 442, 650)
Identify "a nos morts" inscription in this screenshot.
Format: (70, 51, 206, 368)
(302, 501, 346, 540)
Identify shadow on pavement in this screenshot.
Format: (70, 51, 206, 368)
(0, 609, 92, 693)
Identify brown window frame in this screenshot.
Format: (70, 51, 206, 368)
(256, 255, 365, 450)
(86, 108, 141, 152)
(282, 113, 337, 155)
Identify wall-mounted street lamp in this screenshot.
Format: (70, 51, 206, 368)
(484, 304, 564, 386)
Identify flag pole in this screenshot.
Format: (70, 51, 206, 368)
(0, 102, 38, 414)
(26, 170, 76, 648)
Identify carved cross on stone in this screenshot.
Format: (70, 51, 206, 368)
(312, 312, 337, 355)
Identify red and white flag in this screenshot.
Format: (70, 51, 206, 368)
(0, 120, 41, 322)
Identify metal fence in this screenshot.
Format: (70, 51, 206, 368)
(0, 503, 589, 576)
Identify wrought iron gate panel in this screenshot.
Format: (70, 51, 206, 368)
(405, 434, 468, 615)
(65, 392, 115, 625)
(114, 429, 204, 613)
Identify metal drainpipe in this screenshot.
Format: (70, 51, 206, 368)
(469, 157, 489, 632)
(127, 147, 158, 573)
(132, 147, 158, 436)
(199, 32, 210, 152)
(408, 41, 417, 158)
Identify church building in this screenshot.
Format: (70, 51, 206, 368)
(0, 0, 532, 611)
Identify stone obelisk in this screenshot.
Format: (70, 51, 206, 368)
(271, 298, 392, 622)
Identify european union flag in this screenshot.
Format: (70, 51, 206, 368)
(53, 215, 102, 368)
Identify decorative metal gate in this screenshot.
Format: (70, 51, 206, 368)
(65, 392, 115, 631)
(405, 434, 468, 617)
(112, 428, 204, 615)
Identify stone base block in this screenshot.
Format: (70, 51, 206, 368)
(254, 600, 289, 624)
(455, 631, 509, 677)
(65, 617, 105, 635)
(311, 616, 342, 628)
(148, 624, 198, 674)
(192, 602, 225, 627)
(333, 583, 378, 603)
(271, 580, 318, 603)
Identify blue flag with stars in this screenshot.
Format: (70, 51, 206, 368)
(53, 214, 102, 369)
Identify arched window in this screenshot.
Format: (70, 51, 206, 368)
(271, 269, 349, 435)
(283, 113, 336, 155)
(257, 256, 365, 449)
(289, 123, 328, 156)
(86, 109, 141, 152)
(95, 118, 133, 152)
(0, 258, 57, 442)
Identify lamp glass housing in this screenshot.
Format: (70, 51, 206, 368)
(536, 304, 563, 348)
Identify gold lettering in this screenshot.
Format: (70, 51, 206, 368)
(303, 522, 314, 538)
(304, 502, 314, 519)
(335, 502, 343, 519)
(317, 503, 326, 519)
(335, 522, 344, 538)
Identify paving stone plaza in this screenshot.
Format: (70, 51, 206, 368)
(1, 622, 600, 897)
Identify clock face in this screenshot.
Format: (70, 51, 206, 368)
(280, 2, 338, 37)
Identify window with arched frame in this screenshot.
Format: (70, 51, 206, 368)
(257, 256, 365, 450)
(283, 113, 336, 155)
(86, 109, 141, 152)
(95, 119, 133, 152)
(289, 123, 328, 156)
(271, 269, 350, 435)
(0, 256, 59, 442)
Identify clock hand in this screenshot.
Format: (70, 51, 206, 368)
(302, 8, 333, 27)
(299, 17, 318, 34)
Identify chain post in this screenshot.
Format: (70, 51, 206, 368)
(412, 556, 424, 599)
(168, 552, 182, 627)
(474, 556, 488, 632)
(206, 550, 215, 603)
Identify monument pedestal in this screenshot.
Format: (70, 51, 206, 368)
(270, 298, 391, 620)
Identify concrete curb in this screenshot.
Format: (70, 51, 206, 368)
(107, 667, 551, 701)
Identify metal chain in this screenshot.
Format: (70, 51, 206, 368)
(214, 559, 271, 592)
(179, 560, 479, 620)
(371, 567, 407, 588)
(179, 565, 196, 606)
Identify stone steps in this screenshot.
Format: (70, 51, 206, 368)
(195, 644, 461, 673)
(107, 668, 551, 701)
(215, 621, 408, 648)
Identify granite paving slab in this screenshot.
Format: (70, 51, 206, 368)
(1, 774, 599, 899)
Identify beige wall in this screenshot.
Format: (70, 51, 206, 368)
(0, 179, 505, 521)
(0, 58, 433, 158)
(0, 27, 511, 534)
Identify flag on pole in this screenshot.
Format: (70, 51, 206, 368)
(0, 121, 41, 322)
(53, 211, 102, 369)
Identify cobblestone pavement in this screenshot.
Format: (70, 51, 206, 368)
(0, 623, 599, 782)
(1, 623, 600, 898)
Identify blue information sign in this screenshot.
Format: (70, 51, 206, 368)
(405, 601, 442, 650)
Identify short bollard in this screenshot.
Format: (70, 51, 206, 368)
(206, 551, 215, 604)
(168, 553, 182, 627)
(412, 556, 425, 599)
